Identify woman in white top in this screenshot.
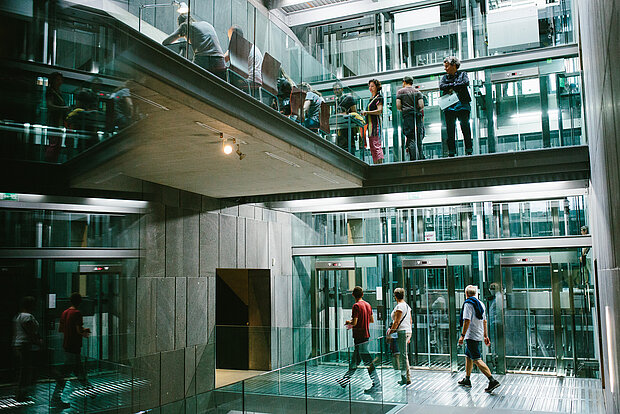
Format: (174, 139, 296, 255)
(13, 296, 42, 401)
(388, 287, 412, 385)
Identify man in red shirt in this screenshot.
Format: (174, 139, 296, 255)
(51, 293, 91, 407)
(337, 286, 381, 393)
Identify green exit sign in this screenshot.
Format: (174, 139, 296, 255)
(0, 193, 19, 201)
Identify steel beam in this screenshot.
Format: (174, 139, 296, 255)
(0, 248, 142, 259)
(292, 235, 592, 256)
(312, 44, 579, 90)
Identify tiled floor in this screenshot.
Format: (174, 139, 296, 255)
(0, 373, 149, 413)
(398, 370, 605, 414)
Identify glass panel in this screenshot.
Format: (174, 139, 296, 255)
(291, 196, 587, 246)
(499, 257, 557, 374)
(211, 382, 243, 413)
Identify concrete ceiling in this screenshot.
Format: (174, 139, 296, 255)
(69, 76, 364, 199)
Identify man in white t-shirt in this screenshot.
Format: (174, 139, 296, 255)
(457, 285, 500, 393)
(226, 26, 263, 86)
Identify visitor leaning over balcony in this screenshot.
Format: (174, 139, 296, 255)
(440, 56, 473, 157)
(300, 82, 323, 133)
(163, 14, 226, 80)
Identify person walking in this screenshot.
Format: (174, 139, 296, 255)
(457, 285, 501, 393)
(51, 293, 92, 406)
(440, 56, 473, 157)
(396, 76, 425, 161)
(163, 14, 226, 80)
(13, 297, 42, 402)
(337, 286, 381, 394)
(388, 288, 412, 385)
(361, 79, 384, 164)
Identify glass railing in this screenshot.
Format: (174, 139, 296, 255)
(315, 56, 585, 164)
(0, 1, 583, 168)
(1, 338, 138, 412)
(292, 196, 588, 246)
(0, 1, 357, 164)
(177, 335, 407, 413)
(307, 0, 576, 78)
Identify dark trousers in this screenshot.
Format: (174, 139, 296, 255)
(14, 346, 36, 400)
(444, 110, 472, 156)
(403, 113, 419, 161)
(53, 351, 87, 397)
(193, 55, 226, 80)
(416, 114, 425, 159)
(336, 128, 355, 154)
(343, 338, 380, 384)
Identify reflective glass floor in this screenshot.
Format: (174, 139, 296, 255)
(0, 371, 149, 413)
(399, 370, 604, 414)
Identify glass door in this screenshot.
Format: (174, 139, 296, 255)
(491, 255, 562, 375)
(403, 257, 457, 371)
(46, 262, 122, 365)
(313, 260, 354, 356)
(492, 68, 547, 152)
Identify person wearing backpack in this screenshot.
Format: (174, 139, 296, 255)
(388, 288, 412, 385)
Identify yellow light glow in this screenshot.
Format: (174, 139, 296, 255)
(223, 144, 233, 155)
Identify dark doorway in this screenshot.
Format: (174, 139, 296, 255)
(216, 269, 271, 371)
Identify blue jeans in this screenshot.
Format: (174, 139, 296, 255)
(304, 118, 320, 131)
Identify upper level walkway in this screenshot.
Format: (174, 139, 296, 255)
(0, 1, 588, 200)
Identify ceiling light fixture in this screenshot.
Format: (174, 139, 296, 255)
(221, 133, 234, 155)
(236, 146, 246, 160)
(264, 152, 300, 168)
(313, 172, 340, 184)
(195, 121, 220, 133)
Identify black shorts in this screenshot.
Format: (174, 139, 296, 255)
(465, 339, 481, 360)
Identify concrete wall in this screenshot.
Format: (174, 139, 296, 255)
(125, 183, 293, 411)
(578, 1, 620, 412)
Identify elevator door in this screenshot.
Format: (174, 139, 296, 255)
(492, 255, 564, 375)
(403, 258, 458, 371)
(492, 68, 550, 152)
(47, 263, 121, 364)
(313, 260, 355, 356)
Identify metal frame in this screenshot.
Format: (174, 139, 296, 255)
(0, 249, 141, 259)
(313, 260, 355, 355)
(264, 180, 588, 213)
(0, 194, 148, 214)
(292, 236, 592, 257)
(313, 44, 579, 90)
(403, 256, 457, 372)
(496, 254, 567, 376)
